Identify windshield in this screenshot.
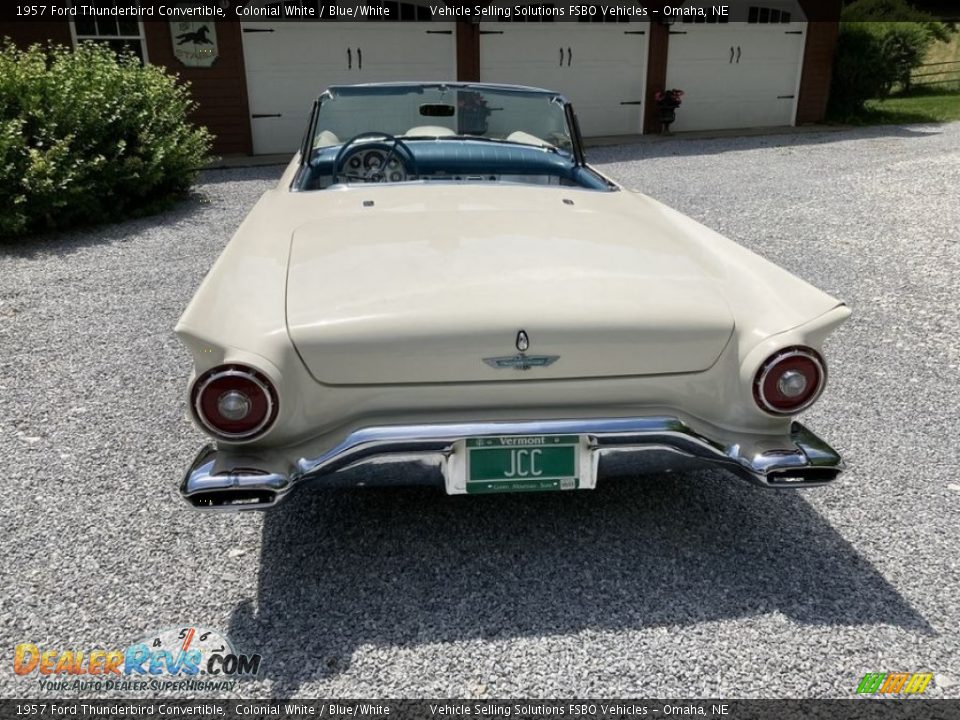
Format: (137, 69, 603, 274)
(312, 84, 573, 152)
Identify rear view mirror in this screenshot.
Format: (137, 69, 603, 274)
(419, 103, 455, 117)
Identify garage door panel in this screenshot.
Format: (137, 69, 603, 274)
(666, 29, 742, 61)
(479, 28, 566, 91)
(664, 61, 737, 94)
(665, 20, 805, 132)
(668, 98, 733, 132)
(744, 97, 798, 127)
(568, 28, 642, 62)
(242, 22, 455, 154)
(480, 25, 647, 137)
(735, 59, 804, 97)
(733, 27, 805, 62)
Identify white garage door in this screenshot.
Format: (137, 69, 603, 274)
(665, 2, 806, 132)
(242, 17, 456, 154)
(479, 19, 649, 137)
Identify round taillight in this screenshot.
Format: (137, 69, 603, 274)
(191, 365, 278, 440)
(753, 347, 825, 415)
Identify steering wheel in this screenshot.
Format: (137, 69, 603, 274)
(333, 132, 415, 184)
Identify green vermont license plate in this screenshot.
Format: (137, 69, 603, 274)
(465, 435, 579, 494)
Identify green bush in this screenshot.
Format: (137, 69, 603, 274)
(829, 24, 892, 117)
(829, 0, 950, 118)
(0, 41, 212, 239)
(878, 22, 939, 92)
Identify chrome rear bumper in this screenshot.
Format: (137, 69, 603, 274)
(180, 417, 844, 511)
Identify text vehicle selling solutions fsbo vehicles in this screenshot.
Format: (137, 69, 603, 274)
(177, 82, 850, 510)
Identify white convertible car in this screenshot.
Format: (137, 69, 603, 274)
(177, 82, 849, 510)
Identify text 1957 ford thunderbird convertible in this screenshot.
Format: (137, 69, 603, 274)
(177, 82, 849, 510)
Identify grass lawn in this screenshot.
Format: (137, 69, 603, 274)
(860, 86, 960, 124)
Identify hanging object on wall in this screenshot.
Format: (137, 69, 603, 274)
(171, 18, 219, 67)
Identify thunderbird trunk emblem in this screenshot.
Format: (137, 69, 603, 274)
(516, 330, 529, 352)
(483, 330, 559, 371)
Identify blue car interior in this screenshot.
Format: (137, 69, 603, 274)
(295, 140, 614, 191)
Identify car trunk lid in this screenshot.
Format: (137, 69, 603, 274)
(285, 190, 734, 385)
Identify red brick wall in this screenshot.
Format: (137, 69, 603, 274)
(795, 21, 839, 123)
(643, 22, 670, 135)
(143, 22, 252, 155)
(456, 21, 479, 81)
(0, 20, 72, 48)
(795, 0, 840, 124)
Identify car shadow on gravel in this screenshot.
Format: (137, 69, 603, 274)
(227, 472, 932, 695)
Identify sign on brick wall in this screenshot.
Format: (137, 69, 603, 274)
(170, 19, 218, 67)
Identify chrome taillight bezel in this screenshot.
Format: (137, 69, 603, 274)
(190, 364, 279, 441)
(753, 347, 826, 416)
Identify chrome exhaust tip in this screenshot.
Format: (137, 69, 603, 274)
(765, 466, 842, 487)
(187, 488, 279, 509)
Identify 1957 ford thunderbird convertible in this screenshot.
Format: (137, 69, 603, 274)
(177, 82, 849, 510)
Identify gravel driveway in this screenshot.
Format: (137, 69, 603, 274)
(2, 123, 958, 699)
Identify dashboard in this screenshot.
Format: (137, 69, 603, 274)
(340, 148, 410, 184)
(294, 139, 613, 192)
